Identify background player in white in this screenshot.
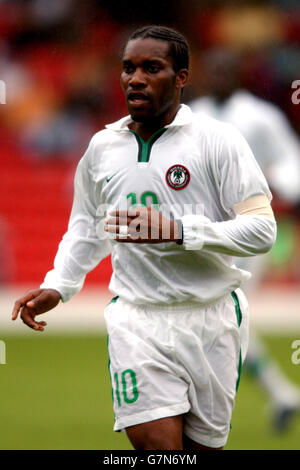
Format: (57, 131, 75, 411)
(12, 26, 276, 450)
(189, 48, 300, 431)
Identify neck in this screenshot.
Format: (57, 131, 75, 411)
(129, 104, 181, 142)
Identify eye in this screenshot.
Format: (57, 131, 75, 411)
(123, 64, 134, 74)
(147, 64, 160, 74)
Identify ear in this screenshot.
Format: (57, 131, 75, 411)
(176, 69, 189, 90)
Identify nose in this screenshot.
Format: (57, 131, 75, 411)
(129, 67, 147, 88)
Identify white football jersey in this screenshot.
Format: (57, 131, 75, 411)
(189, 90, 300, 203)
(41, 104, 274, 305)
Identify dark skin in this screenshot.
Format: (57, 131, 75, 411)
(121, 37, 188, 141)
(11, 37, 222, 450)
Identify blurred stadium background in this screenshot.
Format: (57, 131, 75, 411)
(0, 0, 300, 450)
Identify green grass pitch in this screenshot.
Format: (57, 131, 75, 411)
(0, 334, 299, 450)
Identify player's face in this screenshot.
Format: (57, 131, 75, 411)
(121, 38, 184, 123)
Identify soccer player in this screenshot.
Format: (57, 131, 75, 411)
(189, 48, 300, 432)
(12, 26, 277, 450)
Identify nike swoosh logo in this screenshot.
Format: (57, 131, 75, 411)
(106, 173, 117, 183)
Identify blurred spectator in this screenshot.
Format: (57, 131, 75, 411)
(189, 47, 300, 432)
(190, 48, 300, 203)
(29, 0, 75, 26)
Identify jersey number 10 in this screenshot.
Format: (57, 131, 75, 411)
(127, 192, 159, 210)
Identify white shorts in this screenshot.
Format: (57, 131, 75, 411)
(104, 289, 249, 448)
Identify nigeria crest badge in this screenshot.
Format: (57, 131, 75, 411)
(166, 165, 190, 190)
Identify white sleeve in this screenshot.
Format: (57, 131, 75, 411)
(40, 138, 111, 302)
(180, 123, 276, 256)
(181, 214, 276, 256)
(216, 123, 273, 216)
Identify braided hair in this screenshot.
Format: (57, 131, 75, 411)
(126, 25, 190, 72)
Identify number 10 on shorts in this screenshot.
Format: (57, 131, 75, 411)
(113, 369, 139, 406)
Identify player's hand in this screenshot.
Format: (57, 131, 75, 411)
(104, 206, 181, 244)
(12, 288, 61, 331)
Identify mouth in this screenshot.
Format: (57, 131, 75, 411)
(127, 92, 150, 106)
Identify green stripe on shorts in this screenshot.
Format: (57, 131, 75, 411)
(231, 291, 243, 391)
(231, 291, 242, 327)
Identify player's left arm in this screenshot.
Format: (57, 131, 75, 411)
(104, 195, 276, 256)
(175, 123, 277, 256)
(176, 194, 276, 256)
(176, 123, 277, 256)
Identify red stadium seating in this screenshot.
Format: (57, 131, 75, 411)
(0, 131, 112, 286)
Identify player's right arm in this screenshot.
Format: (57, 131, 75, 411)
(12, 288, 61, 331)
(11, 135, 111, 330)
